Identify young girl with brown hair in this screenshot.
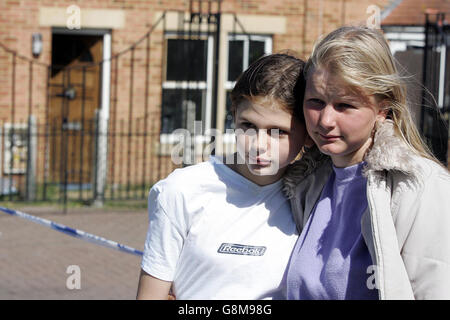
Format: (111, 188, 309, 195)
(137, 53, 312, 299)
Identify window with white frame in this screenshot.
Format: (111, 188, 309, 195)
(160, 33, 272, 140)
(161, 34, 213, 138)
(225, 34, 272, 131)
(384, 28, 425, 127)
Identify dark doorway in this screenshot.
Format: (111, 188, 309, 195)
(49, 32, 103, 185)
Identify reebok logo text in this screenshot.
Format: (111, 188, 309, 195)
(217, 243, 266, 256)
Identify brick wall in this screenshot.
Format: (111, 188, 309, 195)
(0, 0, 392, 189)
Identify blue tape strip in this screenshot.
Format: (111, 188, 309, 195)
(0, 206, 144, 257)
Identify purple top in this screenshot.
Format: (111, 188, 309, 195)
(286, 162, 378, 300)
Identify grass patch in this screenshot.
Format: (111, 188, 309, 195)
(0, 182, 152, 212)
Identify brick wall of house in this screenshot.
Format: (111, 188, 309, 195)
(0, 0, 391, 192)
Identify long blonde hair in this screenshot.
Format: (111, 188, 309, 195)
(304, 25, 441, 165)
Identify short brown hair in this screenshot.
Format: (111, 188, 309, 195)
(230, 53, 306, 122)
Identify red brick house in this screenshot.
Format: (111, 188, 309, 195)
(4, 0, 447, 202)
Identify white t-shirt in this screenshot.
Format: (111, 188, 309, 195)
(141, 156, 298, 300)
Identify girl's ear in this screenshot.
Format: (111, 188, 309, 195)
(376, 99, 389, 122)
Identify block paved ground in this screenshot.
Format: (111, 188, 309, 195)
(0, 205, 149, 300)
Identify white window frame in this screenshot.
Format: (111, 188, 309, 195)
(225, 34, 272, 90)
(386, 30, 446, 110)
(159, 33, 273, 149)
(384, 27, 426, 127)
(224, 34, 272, 142)
(160, 33, 214, 144)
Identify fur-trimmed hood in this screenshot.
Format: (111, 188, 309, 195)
(282, 119, 423, 199)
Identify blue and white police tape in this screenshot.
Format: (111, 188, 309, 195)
(0, 206, 144, 257)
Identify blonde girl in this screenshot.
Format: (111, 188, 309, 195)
(283, 26, 450, 300)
